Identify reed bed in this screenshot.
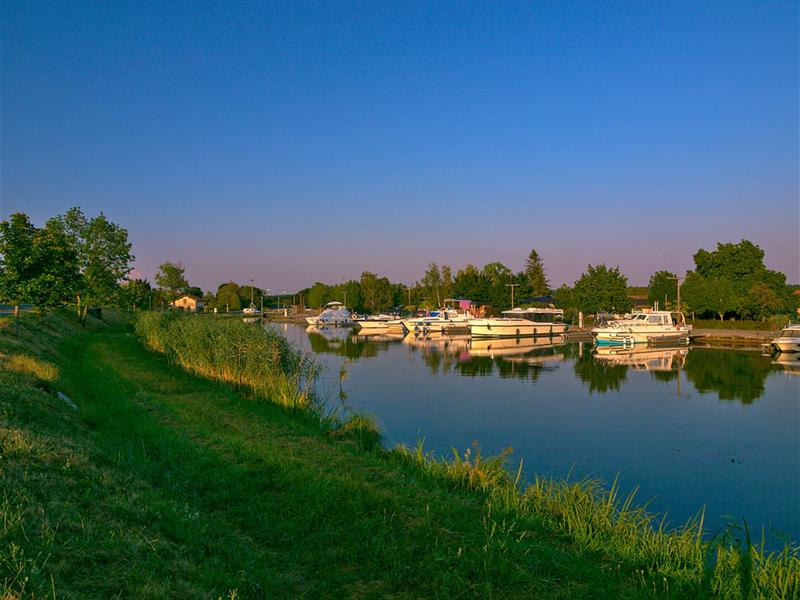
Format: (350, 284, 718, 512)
(134, 312, 318, 413)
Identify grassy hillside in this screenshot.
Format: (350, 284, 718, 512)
(1, 311, 797, 599)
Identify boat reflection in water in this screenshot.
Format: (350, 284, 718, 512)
(402, 332, 472, 353)
(352, 330, 406, 343)
(469, 335, 566, 358)
(593, 345, 688, 371)
(771, 353, 800, 376)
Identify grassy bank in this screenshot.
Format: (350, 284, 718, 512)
(1, 311, 798, 598)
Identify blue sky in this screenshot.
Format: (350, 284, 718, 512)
(2, 1, 798, 292)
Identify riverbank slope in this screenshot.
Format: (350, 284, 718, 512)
(1, 311, 797, 598)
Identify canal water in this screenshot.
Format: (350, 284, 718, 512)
(272, 323, 799, 545)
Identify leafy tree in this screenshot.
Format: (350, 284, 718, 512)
(553, 284, 574, 309)
(360, 271, 392, 313)
(238, 285, 263, 308)
(306, 282, 331, 309)
(420, 263, 444, 307)
(49, 207, 133, 320)
(682, 272, 737, 321)
(28, 222, 80, 312)
(155, 262, 189, 301)
(452, 264, 489, 304)
(689, 239, 788, 319)
(0, 213, 38, 312)
(441, 265, 453, 301)
(481, 262, 514, 309)
(647, 271, 678, 308)
(120, 278, 153, 310)
(216, 282, 242, 311)
(745, 282, 783, 320)
(0, 213, 80, 315)
(201, 291, 218, 310)
(572, 264, 631, 314)
(524, 249, 549, 296)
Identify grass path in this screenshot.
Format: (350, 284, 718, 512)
(20, 325, 657, 599)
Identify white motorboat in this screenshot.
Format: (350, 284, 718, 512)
(591, 311, 691, 346)
(401, 308, 471, 334)
(770, 325, 800, 353)
(305, 301, 352, 326)
(353, 314, 396, 330)
(469, 308, 566, 338)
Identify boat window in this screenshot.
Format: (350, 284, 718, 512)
(781, 329, 800, 338)
(647, 315, 661, 324)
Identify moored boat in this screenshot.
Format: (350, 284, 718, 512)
(305, 301, 352, 326)
(591, 311, 691, 346)
(353, 314, 396, 329)
(401, 308, 471, 334)
(469, 308, 565, 338)
(770, 325, 800, 353)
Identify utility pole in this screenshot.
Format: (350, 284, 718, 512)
(250, 279, 255, 307)
(506, 283, 520, 309)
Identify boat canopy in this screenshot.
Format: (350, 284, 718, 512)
(324, 301, 345, 308)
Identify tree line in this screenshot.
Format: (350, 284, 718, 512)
(2, 209, 796, 321)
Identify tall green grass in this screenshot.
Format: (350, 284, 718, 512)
(134, 312, 318, 413)
(395, 441, 800, 599)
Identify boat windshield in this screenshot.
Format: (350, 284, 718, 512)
(780, 329, 800, 338)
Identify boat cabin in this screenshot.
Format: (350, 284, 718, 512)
(621, 311, 686, 326)
(778, 327, 800, 339)
(501, 308, 564, 323)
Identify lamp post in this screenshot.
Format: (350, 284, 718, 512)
(250, 278, 255, 307)
(505, 283, 520, 310)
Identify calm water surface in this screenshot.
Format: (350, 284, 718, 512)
(273, 323, 799, 544)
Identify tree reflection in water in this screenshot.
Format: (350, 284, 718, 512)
(573, 355, 629, 393)
(306, 328, 396, 360)
(304, 328, 782, 405)
(683, 347, 778, 404)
